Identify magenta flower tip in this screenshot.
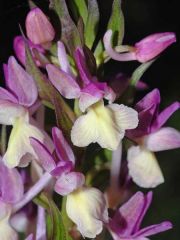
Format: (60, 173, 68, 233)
(135, 32, 176, 62)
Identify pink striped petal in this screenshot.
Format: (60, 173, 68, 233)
(151, 101, 180, 131)
(133, 221, 172, 238)
(57, 41, 72, 74)
(109, 192, 150, 236)
(0, 160, 24, 203)
(74, 48, 92, 85)
(144, 127, 180, 152)
(30, 137, 56, 172)
(7, 56, 38, 107)
(0, 87, 18, 103)
(52, 127, 75, 164)
(54, 172, 85, 196)
(46, 64, 81, 99)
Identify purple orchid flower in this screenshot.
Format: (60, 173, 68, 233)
(25, 7, 55, 47)
(0, 56, 53, 168)
(108, 191, 172, 240)
(46, 41, 115, 112)
(126, 89, 180, 188)
(30, 126, 85, 196)
(13, 36, 46, 67)
(104, 30, 176, 63)
(30, 127, 109, 238)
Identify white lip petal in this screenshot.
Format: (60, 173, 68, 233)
(3, 117, 44, 168)
(127, 146, 164, 188)
(71, 101, 138, 150)
(66, 187, 108, 238)
(0, 100, 27, 125)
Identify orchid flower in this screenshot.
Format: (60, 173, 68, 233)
(0, 56, 47, 168)
(104, 30, 176, 63)
(31, 127, 108, 238)
(46, 41, 116, 112)
(71, 100, 139, 150)
(0, 156, 24, 239)
(66, 186, 108, 238)
(126, 89, 180, 188)
(30, 126, 84, 196)
(25, 7, 55, 47)
(46, 42, 139, 150)
(108, 191, 172, 240)
(13, 36, 46, 66)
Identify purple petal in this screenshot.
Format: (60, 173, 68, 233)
(151, 101, 180, 132)
(79, 83, 104, 112)
(52, 127, 75, 164)
(135, 89, 160, 113)
(108, 73, 129, 99)
(127, 89, 161, 138)
(133, 192, 153, 233)
(0, 160, 24, 203)
(144, 127, 180, 152)
(13, 36, 46, 67)
(50, 161, 73, 177)
(103, 30, 137, 61)
(13, 36, 26, 65)
(135, 32, 176, 63)
(46, 64, 81, 99)
(30, 137, 56, 172)
(3, 64, 9, 86)
(7, 56, 38, 107)
(57, 41, 72, 74)
(0, 87, 18, 103)
(133, 221, 172, 237)
(109, 192, 148, 236)
(54, 172, 85, 196)
(127, 104, 157, 139)
(25, 7, 55, 45)
(36, 206, 46, 240)
(74, 48, 92, 86)
(136, 81, 148, 90)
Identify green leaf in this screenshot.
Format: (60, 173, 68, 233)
(50, 0, 81, 55)
(71, 0, 88, 24)
(107, 0, 124, 45)
(130, 59, 155, 86)
(85, 0, 99, 49)
(34, 193, 72, 240)
(25, 41, 54, 104)
(94, 40, 104, 66)
(53, 95, 75, 142)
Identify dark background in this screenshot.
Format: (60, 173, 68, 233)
(0, 0, 179, 239)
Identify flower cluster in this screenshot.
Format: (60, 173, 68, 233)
(0, 0, 179, 239)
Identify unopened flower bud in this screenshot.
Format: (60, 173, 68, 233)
(135, 32, 176, 62)
(25, 8, 55, 45)
(13, 36, 46, 66)
(13, 36, 26, 65)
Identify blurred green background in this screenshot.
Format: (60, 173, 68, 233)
(0, 0, 179, 239)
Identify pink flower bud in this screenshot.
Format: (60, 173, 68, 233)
(13, 36, 46, 66)
(25, 8, 55, 45)
(13, 36, 26, 65)
(135, 32, 176, 62)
